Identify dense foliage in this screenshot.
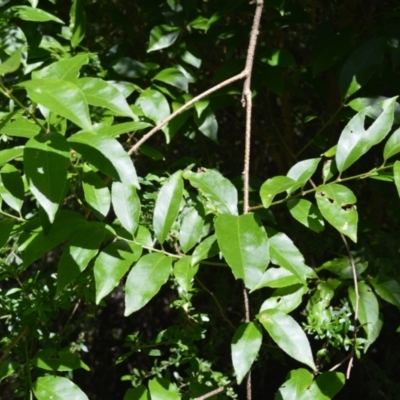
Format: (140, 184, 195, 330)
(1, 0, 400, 399)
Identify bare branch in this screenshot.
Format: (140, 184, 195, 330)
(193, 381, 235, 400)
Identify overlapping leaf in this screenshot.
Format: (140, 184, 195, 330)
(33, 376, 88, 400)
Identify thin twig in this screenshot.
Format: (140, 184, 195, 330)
(0, 326, 29, 363)
(59, 299, 81, 337)
(329, 353, 352, 372)
(339, 233, 359, 379)
(193, 381, 235, 400)
(195, 277, 235, 330)
(127, 72, 246, 155)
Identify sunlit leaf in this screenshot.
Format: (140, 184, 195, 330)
(33, 376, 88, 400)
(260, 176, 299, 208)
(173, 256, 198, 292)
(7, 6, 64, 23)
(70, 0, 86, 48)
(0, 47, 23, 76)
(179, 206, 204, 253)
(0, 163, 24, 212)
(152, 67, 188, 92)
(384, 127, 400, 161)
(287, 199, 324, 233)
(260, 285, 307, 314)
(147, 25, 181, 52)
(191, 235, 219, 266)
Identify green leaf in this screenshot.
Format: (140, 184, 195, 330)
(349, 282, 381, 348)
(286, 158, 320, 185)
(191, 235, 219, 266)
(316, 257, 368, 279)
(19, 79, 92, 131)
(274, 368, 313, 400)
(81, 165, 111, 219)
(57, 222, 106, 293)
(215, 213, 269, 289)
(0, 361, 19, 383)
(257, 309, 316, 370)
(183, 169, 238, 215)
(24, 132, 70, 223)
(260, 176, 299, 208)
(123, 386, 150, 400)
(335, 97, 396, 173)
(370, 274, 400, 310)
(33, 53, 89, 80)
(74, 78, 136, 119)
(153, 171, 183, 244)
(179, 206, 204, 253)
(348, 96, 400, 123)
(112, 58, 150, 79)
(147, 25, 181, 52)
(0, 147, 24, 165)
(94, 240, 142, 304)
(0, 164, 24, 212)
(125, 253, 172, 315)
(152, 68, 188, 92)
(135, 89, 170, 124)
(33, 376, 88, 400)
(267, 229, 309, 283)
(68, 132, 139, 189)
(148, 377, 180, 400)
(393, 161, 400, 198)
(251, 268, 302, 291)
(194, 108, 218, 142)
(32, 349, 89, 371)
(7, 6, 64, 23)
(339, 38, 386, 98)
(305, 372, 345, 400)
(173, 256, 198, 292)
(96, 122, 151, 138)
(0, 47, 23, 76)
(231, 322, 262, 384)
(0, 218, 14, 249)
(1, 119, 41, 138)
(70, 0, 86, 48)
(384, 127, 400, 161)
(260, 285, 307, 314)
(315, 184, 358, 242)
(287, 199, 324, 233)
(112, 182, 141, 236)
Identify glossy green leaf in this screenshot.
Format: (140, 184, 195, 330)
(8, 6, 64, 23)
(33, 376, 88, 400)
(147, 25, 181, 52)
(96, 121, 151, 137)
(231, 322, 262, 384)
(125, 253, 172, 315)
(57, 222, 106, 293)
(74, 78, 136, 119)
(179, 206, 204, 253)
(349, 282, 381, 347)
(1, 119, 41, 138)
(148, 377, 180, 400)
(339, 38, 386, 98)
(267, 229, 309, 283)
(152, 68, 188, 92)
(336, 97, 396, 173)
(348, 96, 400, 123)
(112, 58, 149, 79)
(322, 159, 338, 183)
(316, 257, 368, 279)
(370, 274, 400, 310)
(257, 309, 316, 370)
(0, 219, 14, 249)
(21, 211, 84, 268)
(304, 371, 345, 400)
(0, 47, 23, 76)
(33, 53, 89, 80)
(315, 184, 358, 242)
(194, 108, 218, 142)
(24, 132, 70, 223)
(260, 176, 299, 208)
(173, 256, 198, 292)
(183, 169, 238, 215)
(260, 285, 307, 314)
(135, 89, 170, 124)
(384, 127, 400, 161)
(274, 368, 313, 400)
(0, 147, 24, 165)
(287, 199, 324, 233)
(135, 225, 153, 248)
(191, 235, 219, 266)
(153, 171, 183, 244)
(94, 240, 142, 304)
(70, 0, 86, 48)
(68, 132, 139, 189)
(81, 165, 111, 219)
(123, 386, 150, 400)
(215, 213, 269, 289)
(19, 79, 92, 131)
(393, 161, 400, 198)
(0, 164, 24, 212)
(251, 268, 302, 291)
(112, 182, 141, 236)
(32, 349, 89, 371)
(286, 158, 320, 185)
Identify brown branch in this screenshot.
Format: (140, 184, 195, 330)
(339, 233, 359, 379)
(127, 72, 246, 155)
(0, 326, 29, 363)
(193, 381, 235, 400)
